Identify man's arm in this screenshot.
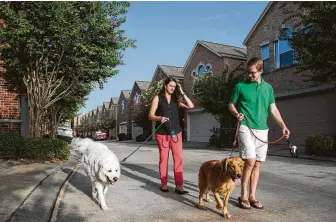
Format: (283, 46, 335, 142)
(228, 84, 244, 120)
(269, 103, 290, 138)
(228, 102, 240, 118)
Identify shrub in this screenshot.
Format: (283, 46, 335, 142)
(0, 133, 70, 161)
(209, 127, 235, 148)
(22, 137, 70, 161)
(0, 132, 25, 157)
(136, 133, 151, 142)
(118, 133, 126, 141)
(305, 134, 336, 156)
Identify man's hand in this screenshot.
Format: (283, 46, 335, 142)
(236, 113, 244, 121)
(282, 127, 290, 139)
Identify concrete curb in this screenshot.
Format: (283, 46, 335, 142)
(5, 164, 60, 222)
(49, 163, 78, 222)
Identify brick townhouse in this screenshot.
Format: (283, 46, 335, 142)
(0, 19, 28, 136)
(129, 80, 151, 139)
(243, 1, 336, 146)
(182, 40, 247, 142)
(117, 90, 131, 137)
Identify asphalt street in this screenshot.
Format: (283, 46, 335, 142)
(54, 141, 336, 222)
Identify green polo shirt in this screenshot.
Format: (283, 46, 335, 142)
(230, 78, 275, 130)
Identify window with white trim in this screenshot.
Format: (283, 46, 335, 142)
(205, 63, 212, 72)
(274, 28, 295, 69)
(198, 64, 206, 75)
(261, 44, 270, 74)
(191, 63, 213, 94)
(121, 100, 125, 114)
(133, 93, 141, 104)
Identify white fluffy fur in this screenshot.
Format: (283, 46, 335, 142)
(71, 137, 121, 211)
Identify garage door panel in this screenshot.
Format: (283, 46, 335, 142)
(132, 125, 143, 139)
(268, 92, 336, 146)
(119, 124, 127, 134)
(189, 112, 220, 142)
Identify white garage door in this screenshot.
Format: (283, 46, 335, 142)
(132, 123, 143, 139)
(188, 112, 220, 142)
(119, 123, 127, 134)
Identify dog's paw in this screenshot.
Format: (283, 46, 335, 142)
(198, 203, 205, 209)
(101, 204, 109, 211)
(223, 212, 231, 219)
(216, 204, 224, 210)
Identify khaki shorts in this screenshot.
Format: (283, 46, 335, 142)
(238, 125, 269, 162)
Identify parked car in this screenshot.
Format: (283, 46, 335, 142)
(56, 125, 73, 141)
(93, 131, 108, 141)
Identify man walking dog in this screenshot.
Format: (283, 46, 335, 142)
(228, 57, 290, 209)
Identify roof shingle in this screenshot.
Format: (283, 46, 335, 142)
(136, 81, 151, 91)
(103, 102, 109, 109)
(111, 97, 119, 105)
(159, 65, 184, 78)
(200, 40, 247, 59)
(122, 90, 131, 99)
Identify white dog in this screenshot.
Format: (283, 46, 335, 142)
(71, 137, 121, 211)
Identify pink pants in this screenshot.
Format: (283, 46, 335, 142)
(155, 132, 183, 186)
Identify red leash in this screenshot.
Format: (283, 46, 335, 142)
(233, 118, 285, 147)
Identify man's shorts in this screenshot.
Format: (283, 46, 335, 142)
(238, 124, 269, 162)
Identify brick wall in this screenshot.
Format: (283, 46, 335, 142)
(0, 77, 21, 134)
(268, 91, 336, 146)
(183, 44, 224, 108)
(183, 44, 246, 108)
(152, 69, 167, 83)
(245, 2, 314, 94)
(117, 94, 131, 134)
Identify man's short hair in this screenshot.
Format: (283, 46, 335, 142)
(247, 57, 263, 71)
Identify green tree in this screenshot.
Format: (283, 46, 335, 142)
(0, 1, 135, 137)
(194, 63, 246, 146)
(47, 82, 92, 138)
(141, 80, 164, 106)
(130, 102, 152, 134)
(96, 118, 116, 132)
(282, 2, 336, 84)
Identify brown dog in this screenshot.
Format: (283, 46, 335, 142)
(198, 157, 244, 218)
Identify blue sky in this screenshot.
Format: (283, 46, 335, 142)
(79, 1, 269, 113)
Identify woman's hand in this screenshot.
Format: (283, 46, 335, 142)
(160, 116, 169, 123)
(177, 83, 184, 94)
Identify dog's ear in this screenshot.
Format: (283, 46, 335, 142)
(98, 163, 106, 181)
(221, 158, 229, 173)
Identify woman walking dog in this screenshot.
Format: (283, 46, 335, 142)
(149, 77, 194, 194)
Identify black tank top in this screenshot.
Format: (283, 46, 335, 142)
(155, 94, 182, 135)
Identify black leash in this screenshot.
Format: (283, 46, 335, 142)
(121, 122, 164, 163)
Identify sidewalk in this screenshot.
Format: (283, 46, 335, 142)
(107, 139, 336, 162)
(0, 155, 77, 222)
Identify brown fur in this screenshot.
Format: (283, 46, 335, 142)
(198, 157, 244, 219)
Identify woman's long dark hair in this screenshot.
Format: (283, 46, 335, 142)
(159, 77, 182, 103)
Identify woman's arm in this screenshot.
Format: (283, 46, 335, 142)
(177, 83, 194, 109)
(148, 95, 169, 123)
